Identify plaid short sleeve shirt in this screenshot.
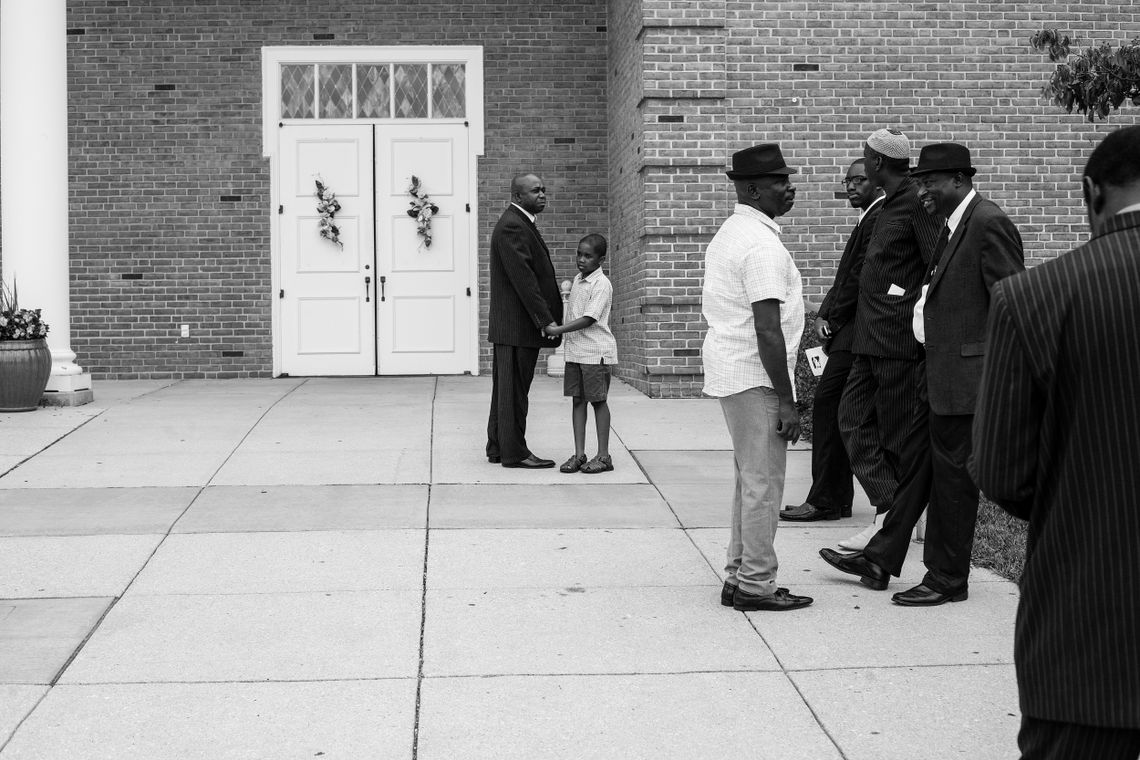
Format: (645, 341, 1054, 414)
(563, 268, 618, 364)
(701, 204, 804, 398)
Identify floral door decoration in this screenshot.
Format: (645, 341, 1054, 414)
(315, 179, 342, 247)
(406, 175, 440, 248)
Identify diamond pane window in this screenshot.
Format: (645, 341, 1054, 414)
(432, 64, 466, 118)
(319, 64, 353, 119)
(393, 64, 429, 118)
(357, 64, 391, 118)
(280, 65, 314, 119)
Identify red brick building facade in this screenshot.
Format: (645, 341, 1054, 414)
(6, 0, 1134, 395)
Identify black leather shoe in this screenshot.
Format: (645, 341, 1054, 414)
(733, 586, 813, 612)
(818, 548, 889, 590)
(841, 504, 852, 518)
(502, 455, 555, 469)
(487, 455, 501, 464)
(720, 580, 736, 607)
(781, 505, 841, 522)
(891, 582, 968, 606)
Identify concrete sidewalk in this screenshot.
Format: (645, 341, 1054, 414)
(0, 376, 1020, 759)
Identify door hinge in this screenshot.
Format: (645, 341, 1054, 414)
(466, 287, 471, 297)
(279, 289, 284, 299)
(278, 205, 283, 214)
(464, 120, 469, 127)
(466, 203, 471, 212)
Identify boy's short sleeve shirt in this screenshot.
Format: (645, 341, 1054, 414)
(701, 204, 804, 398)
(563, 268, 618, 364)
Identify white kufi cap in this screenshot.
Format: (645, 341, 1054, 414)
(866, 128, 910, 159)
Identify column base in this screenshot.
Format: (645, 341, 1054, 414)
(42, 372, 94, 406)
(547, 350, 566, 378)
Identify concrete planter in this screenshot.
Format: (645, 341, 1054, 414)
(0, 339, 52, 411)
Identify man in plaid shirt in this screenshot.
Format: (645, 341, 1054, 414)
(702, 144, 812, 612)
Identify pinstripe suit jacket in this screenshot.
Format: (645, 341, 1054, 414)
(922, 194, 1024, 415)
(851, 176, 943, 359)
(970, 211, 1140, 729)
(818, 200, 882, 353)
(487, 204, 563, 348)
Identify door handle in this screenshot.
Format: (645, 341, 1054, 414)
(364, 276, 371, 303)
(379, 275, 386, 302)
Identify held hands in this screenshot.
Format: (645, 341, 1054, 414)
(542, 322, 561, 339)
(775, 398, 801, 444)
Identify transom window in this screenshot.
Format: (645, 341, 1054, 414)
(280, 62, 466, 120)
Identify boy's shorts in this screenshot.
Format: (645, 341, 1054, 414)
(564, 361, 610, 402)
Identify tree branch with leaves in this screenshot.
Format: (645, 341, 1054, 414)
(1031, 29, 1140, 121)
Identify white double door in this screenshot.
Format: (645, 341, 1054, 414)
(277, 123, 473, 376)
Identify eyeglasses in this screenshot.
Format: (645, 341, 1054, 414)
(841, 176, 868, 187)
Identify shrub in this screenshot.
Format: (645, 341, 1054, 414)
(794, 311, 822, 441)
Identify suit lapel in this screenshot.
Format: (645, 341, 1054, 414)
(510, 205, 550, 256)
(928, 194, 982, 293)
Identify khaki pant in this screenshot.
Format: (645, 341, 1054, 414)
(719, 386, 786, 596)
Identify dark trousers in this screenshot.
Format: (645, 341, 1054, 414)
(804, 349, 855, 511)
(1019, 716, 1140, 760)
(837, 354, 921, 511)
(486, 343, 539, 465)
(863, 358, 980, 591)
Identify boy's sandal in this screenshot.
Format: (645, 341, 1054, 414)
(560, 454, 587, 473)
(580, 455, 614, 474)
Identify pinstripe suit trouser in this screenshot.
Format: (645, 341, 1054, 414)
(837, 353, 922, 511)
(1019, 716, 1140, 760)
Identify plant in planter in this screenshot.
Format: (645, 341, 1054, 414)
(0, 280, 52, 412)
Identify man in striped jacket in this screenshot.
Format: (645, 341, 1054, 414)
(971, 126, 1140, 759)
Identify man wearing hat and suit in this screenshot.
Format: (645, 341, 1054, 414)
(820, 142, 1023, 605)
(834, 128, 943, 551)
(972, 126, 1140, 758)
(702, 144, 813, 612)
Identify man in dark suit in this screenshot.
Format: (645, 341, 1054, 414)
(485, 173, 564, 469)
(971, 127, 1140, 758)
(783, 159, 883, 522)
(821, 143, 1024, 605)
(834, 129, 942, 551)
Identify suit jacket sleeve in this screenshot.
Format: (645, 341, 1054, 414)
(825, 208, 879, 335)
(980, 207, 1025, 290)
(969, 284, 1040, 519)
(495, 216, 555, 329)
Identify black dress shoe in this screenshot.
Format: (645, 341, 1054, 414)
(487, 455, 501, 464)
(891, 582, 968, 606)
(502, 455, 555, 469)
(733, 586, 813, 612)
(818, 548, 889, 590)
(781, 505, 841, 522)
(720, 580, 736, 607)
(841, 504, 852, 518)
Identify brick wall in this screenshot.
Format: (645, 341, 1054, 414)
(609, 0, 1139, 397)
(5, 0, 1138, 388)
(51, 0, 608, 378)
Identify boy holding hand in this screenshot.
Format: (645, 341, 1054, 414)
(543, 234, 618, 474)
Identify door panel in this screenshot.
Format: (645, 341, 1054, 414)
(375, 124, 472, 374)
(279, 124, 376, 375)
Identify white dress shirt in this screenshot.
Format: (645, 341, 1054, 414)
(701, 204, 804, 398)
(913, 189, 976, 344)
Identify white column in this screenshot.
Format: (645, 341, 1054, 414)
(546, 280, 573, 377)
(1, 0, 92, 400)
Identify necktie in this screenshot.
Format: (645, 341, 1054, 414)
(928, 225, 950, 280)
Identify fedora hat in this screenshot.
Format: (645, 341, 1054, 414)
(911, 142, 977, 177)
(726, 144, 797, 179)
